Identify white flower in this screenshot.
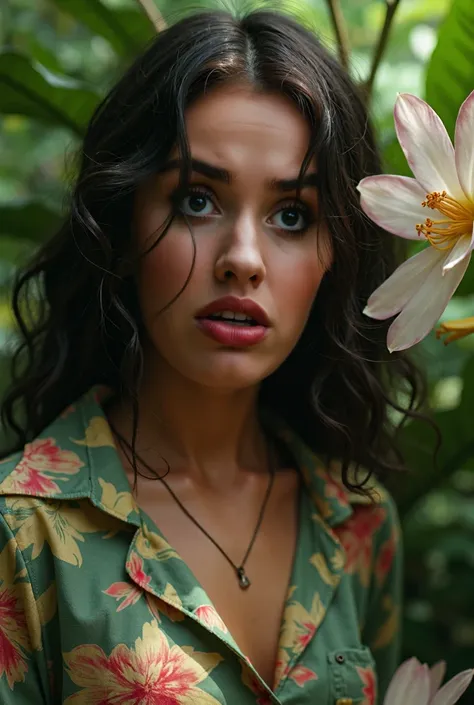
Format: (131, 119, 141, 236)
(384, 658, 474, 705)
(357, 90, 474, 352)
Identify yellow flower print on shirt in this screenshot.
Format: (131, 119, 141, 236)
(5, 497, 121, 567)
(134, 525, 180, 562)
(98, 478, 138, 521)
(72, 417, 115, 449)
(63, 620, 223, 704)
(279, 593, 325, 653)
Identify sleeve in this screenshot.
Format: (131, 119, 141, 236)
(362, 492, 403, 701)
(0, 512, 49, 704)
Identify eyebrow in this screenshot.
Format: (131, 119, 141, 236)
(158, 158, 319, 191)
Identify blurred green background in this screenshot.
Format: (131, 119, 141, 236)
(1, 0, 473, 699)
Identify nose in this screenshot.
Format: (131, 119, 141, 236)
(214, 214, 266, 287)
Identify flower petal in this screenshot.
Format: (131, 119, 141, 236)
(455, 90, 474, 200)
(394, 93, 465, 201)
(383, 659, 430, 705)
(387, 252, 470, 351)
(364, 246, 443, 320)
(429, 661, 447, 699)
(431, 669, 474, 705)
(357, 175, 428, 239)
(383, 659, 420, 705)
(442, 232, 474, 271)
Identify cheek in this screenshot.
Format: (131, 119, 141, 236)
(277, 244, 331, 332)
(137, 227, 196, 317)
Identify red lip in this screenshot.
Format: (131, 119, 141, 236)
(195, 296, 270, 326)
(195, 296, 270, 348)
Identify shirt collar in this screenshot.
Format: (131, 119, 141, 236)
(0, 387, 140, 526)
(261, 412, 382, 528)
(0, 388, 381, 529)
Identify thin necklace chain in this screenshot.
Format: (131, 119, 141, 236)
(110, 422, 276, 590)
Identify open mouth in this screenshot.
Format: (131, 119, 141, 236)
(205, 311, 260, 327)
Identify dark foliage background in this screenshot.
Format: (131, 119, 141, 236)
(1, 0, 473, 699)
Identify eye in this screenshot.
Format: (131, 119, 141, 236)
(179, 190, 218, 217)
(270, 205, 310, 233)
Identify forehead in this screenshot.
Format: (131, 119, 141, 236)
(178, 84, 315, 176)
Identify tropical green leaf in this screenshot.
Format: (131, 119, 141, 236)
(425, 0, 474, 137)
(50, 0, 154, 57)
(382, 136, 412, 177)
(453, 263, 474, 297)
(0, 51, 100, 135)
(0, 201, 61, 245)
(396, 356, 474, 516)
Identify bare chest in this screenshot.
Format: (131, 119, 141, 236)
(135, 473, 300, 687)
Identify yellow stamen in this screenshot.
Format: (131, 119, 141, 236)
(415, 190, 474, 250)
(436, 317, 474, 345)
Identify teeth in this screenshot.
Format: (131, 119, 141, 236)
(222, 310, 236, 320)
(212, 311, 254, 322)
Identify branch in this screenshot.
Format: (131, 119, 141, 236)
(364, 0, 402, 100)
(325, 0, 351, 70)
(136, 0, 167, 33)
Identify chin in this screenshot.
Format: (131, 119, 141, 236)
(185, 352, 284, 391)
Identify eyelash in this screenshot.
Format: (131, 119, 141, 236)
(172, 186, 315, 235)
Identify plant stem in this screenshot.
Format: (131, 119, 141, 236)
(364, 0, 402, 99)
(136, 0, 167, 32)
(325, 0, 351, 70)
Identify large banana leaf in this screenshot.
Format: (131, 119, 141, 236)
(50, 0, 154, 56)
(425, 0, 474, 138)
(0, 51, 100, 136)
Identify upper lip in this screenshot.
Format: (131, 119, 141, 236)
(196, 296, 270, 326)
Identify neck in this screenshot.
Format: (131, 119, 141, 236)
(107, 360, 270, 490)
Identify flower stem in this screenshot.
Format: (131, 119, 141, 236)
(324, 0, 351, 70)
(136, 0, 167, 32)
(363, 0, 402, 100)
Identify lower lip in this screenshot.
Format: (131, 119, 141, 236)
(196, 318, 268, 347)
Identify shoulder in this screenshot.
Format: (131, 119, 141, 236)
(0, 390, 107, 503)
(340, 471, 400, 542)
(333, 475, 402, 586)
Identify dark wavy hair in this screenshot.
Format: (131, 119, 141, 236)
(0, 9, 426, 486)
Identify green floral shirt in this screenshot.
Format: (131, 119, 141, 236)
(0, 389, 402, 705)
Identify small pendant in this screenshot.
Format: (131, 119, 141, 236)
(237, 567, 251, 590)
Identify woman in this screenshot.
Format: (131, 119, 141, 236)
(0, 9, 421, 704)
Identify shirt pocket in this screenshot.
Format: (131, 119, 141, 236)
(327, 646, 377, 705)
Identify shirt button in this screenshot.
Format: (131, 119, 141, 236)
(335, 653, 346, 664)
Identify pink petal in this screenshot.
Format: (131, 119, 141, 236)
(455, 90, 474, 199)
(357, 175, 428, 239)
(387, 252, 470, 351)
(288, 666, 318, 687)
(103, 582, 131, 598)
(429, 661, 447, 699)
(431, 669, 474, 705)
(442, 232, 474, 271)
(364, 246, 442, 320)
(384, 659, 431, 705)
(384, 658, 421, 705)
(394, 94, 465, 202)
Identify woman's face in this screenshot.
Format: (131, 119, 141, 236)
(134, 84, 332, 391)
